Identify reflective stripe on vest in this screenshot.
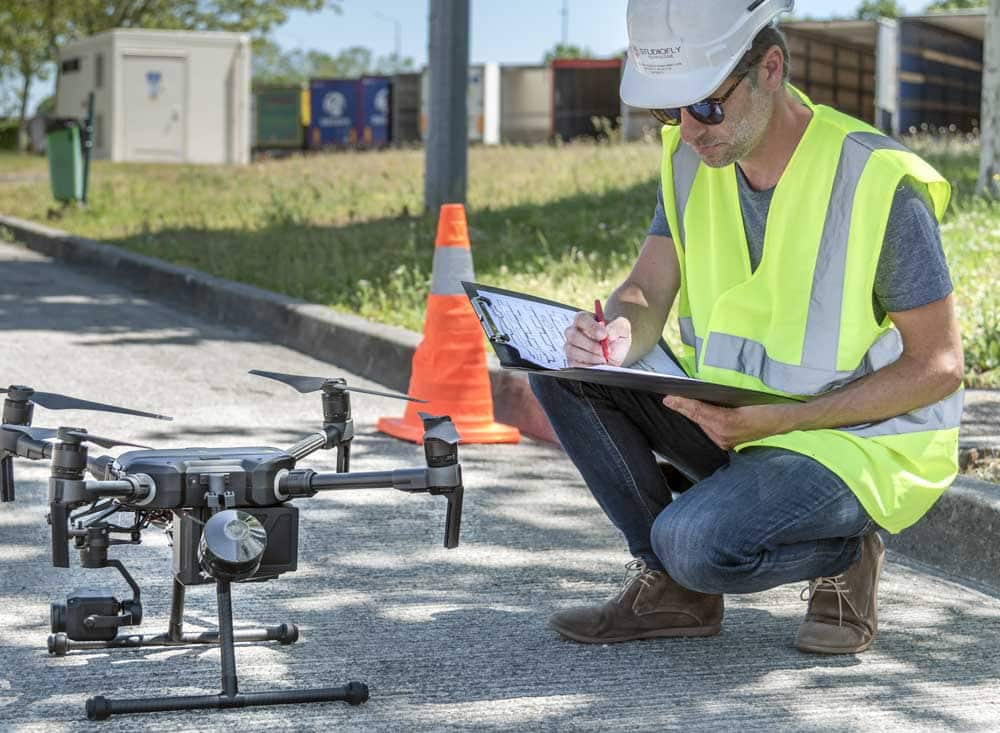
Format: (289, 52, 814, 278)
(672, 143, 700, 250)
(678, 316, 701, 365)
(844, 389, 964, 438)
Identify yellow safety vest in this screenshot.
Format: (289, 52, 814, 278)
(659, 97, 962, 534)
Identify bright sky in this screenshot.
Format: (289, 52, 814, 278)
(22, 0, 940, 113)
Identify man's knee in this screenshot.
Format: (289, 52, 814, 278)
(651, 508, 739, 594)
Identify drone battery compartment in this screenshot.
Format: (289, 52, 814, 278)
(115, 446, 296, 508)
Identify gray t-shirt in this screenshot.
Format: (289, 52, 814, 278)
(648, 167, 953, 322)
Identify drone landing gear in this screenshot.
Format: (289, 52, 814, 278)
(84, 579, 368, 720)
(48, 578, 299, 655)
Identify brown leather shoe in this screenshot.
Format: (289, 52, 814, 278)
(796, 532, 885, 654)
(549, 559, 723, 644)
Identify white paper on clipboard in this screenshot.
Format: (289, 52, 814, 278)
(479, 290, 688, 378)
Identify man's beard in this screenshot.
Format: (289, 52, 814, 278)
(696, 91, 770, 168)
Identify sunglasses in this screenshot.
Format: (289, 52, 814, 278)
(650, 58, 760, 127)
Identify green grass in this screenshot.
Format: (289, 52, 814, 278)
(0, 137, 998, 386)
(909, 135, 1000, 388)
(0, 151, 48, 176)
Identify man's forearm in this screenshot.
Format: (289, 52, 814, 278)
(774, 350, 963, 434)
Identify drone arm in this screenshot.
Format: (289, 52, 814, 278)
(85, 480, 140, 498)
(11, 435, 53, 461)
(84, 475, 156, 505)
(284, 432, 328, 462)
(277, 465, 464, 549)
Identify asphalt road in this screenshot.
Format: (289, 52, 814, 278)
(1, 241, 999, 732)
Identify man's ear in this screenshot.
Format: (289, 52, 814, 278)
(761, 45, 785, 92)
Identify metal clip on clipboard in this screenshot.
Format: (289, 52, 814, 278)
(470, 296, 510, 344)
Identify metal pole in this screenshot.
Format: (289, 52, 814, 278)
(374, 11, 403, 59)
(82, 91, 94, 205)
(424, 0, 470, 212)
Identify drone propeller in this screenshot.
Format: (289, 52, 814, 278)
(2, 424, 58, 442)
(59, 428, 150, 450)
(2, 424, 149, 450)
(249, 370, 427, 403)
(1, 385, 172, 421)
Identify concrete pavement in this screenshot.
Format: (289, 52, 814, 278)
(2, 214, 998, 589)
(1, 242, 1000, 731)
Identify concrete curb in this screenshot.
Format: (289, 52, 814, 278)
(885, 476, 999, 589)
(1, 213, 995, 589)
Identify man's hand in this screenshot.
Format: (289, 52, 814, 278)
(663, 396, 793, 450)
(565, 311, 632, 366)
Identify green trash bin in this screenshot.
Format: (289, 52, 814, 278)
(46, 119, 84, 203)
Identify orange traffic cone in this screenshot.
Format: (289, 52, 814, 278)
(377, 204, 520, 444)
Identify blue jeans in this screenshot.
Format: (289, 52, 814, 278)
(530, 375, 877, 595)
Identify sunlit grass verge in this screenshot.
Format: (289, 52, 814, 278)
(0, 134, 997, 385)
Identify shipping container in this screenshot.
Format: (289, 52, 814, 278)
(359, 76, 391, 146)
(250, 92, 256, 148)
(551, 59, 623, 141)
(500, 65, 552, 144)
(391, 72, 421, 144)
(255, 86, 304, 149)
(781, 12, 984, 135)
(783, 20, 878, 126)
(483, 63, 501, 145)
(56, 28, 251, 164)
(308, 78, 359, 148)
(898, 14, 983, 133)
(421, 64, 498, 144)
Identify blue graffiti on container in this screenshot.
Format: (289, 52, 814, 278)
(360, 76, 391, 146)
(309, 79, 359, 147)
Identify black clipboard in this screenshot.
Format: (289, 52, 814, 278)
(462, 281, 802, 408)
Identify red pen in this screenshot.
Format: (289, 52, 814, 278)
(594, 299, 610, 363)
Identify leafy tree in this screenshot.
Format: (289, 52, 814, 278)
(55, 1, 338, 37)
(35, 95, 56, 115)
(855, 0, 905, 18)
(253, 42, 415, 87)
(251, 38, 306, 86)
(925, 0, 986, 10)
(374, 52, 416, 76)
(0, 4, 54, 148)
(543, 43, 594, 63)
(310, 46, 373, 78)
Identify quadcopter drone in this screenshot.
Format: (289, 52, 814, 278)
(0, 371, 464, 721)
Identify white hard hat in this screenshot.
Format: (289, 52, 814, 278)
(620, 0, 794, 109)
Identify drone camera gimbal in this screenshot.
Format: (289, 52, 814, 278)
(1, 372, 465, 721)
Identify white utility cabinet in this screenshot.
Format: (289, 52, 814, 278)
(56, 28, 251, 164)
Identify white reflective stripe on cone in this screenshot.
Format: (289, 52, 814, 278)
(431, 247, 476, 296)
